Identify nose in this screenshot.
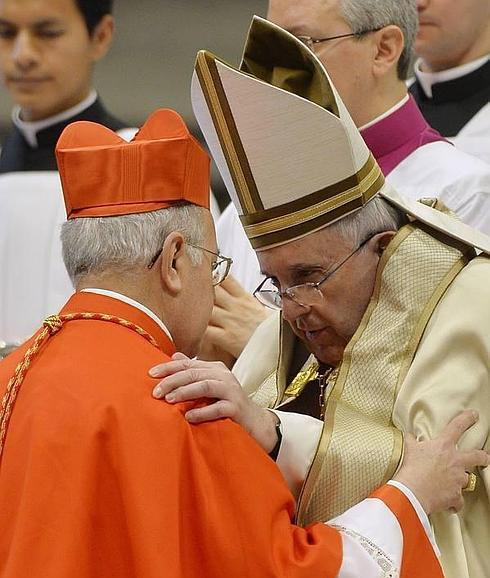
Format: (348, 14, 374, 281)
(281, 295, 310, 324)
(416, 0, 428, 10)
(11, 31, 39, 71)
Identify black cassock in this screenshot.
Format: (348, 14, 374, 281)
(0, 98, 127, 173)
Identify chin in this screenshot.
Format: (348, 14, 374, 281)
(8, 92, 35, 108)
(315, 350, 343, 367)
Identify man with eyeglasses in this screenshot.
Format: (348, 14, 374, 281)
(151, 18, 490, 578)
(0, 109, 234, 575)
(1, 108, 483, 578)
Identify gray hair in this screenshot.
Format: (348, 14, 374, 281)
(61, 204, 207, 286)
(327, 196, 408, 247)
(339, 0, 418, 80)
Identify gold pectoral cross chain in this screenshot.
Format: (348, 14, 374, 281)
(284, 362, 338, 421)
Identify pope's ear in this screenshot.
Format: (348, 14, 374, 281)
(158, 232, 186, 294)
(372, 231, 396, 254)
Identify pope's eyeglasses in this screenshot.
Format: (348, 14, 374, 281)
(253, 235, 374, 310)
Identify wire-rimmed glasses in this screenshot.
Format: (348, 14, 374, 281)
(147, 243, 232, 286)
(253, 235, 374, 310)
(296, 27, 384, 50)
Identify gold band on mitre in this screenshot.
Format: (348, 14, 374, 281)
(241, 153, 383, 249)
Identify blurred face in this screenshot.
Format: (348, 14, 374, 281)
(257, 227, 381, 366)
(174, 213, 218, 358)
(416, 0, 490, 71)
(0, 0, 111, 121)
(267, 0, 376, 126)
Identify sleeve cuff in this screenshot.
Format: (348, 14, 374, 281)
(268, 409, 323, 500)
(387, 479, 440, 556)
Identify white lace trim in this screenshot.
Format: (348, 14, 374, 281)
(332, 525, 399, 578)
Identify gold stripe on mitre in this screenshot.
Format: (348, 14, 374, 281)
(242, 154, 384, 250)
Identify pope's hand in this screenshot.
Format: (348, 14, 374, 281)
(394, 410, 490, 514)
(150, 352, 279, 453)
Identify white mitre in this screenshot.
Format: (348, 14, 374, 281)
(191, 15, 490, 254)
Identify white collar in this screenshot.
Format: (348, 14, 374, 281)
(359, 94, 409, 131)
(80, 288, 173, 342)
(414, 54, 490, 98)
(12, 89, 98, 148)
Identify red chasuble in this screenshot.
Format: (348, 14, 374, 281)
(0, 291, 442, 577)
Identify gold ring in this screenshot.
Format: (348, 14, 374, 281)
(463, 472, 477, 493)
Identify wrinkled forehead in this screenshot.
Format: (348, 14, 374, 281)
(267, 0, 344, 35)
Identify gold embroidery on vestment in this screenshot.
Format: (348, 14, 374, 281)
(284, 361, 319, 397)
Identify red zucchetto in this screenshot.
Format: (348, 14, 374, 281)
(55, 108, 210, 219)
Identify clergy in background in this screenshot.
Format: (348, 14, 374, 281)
(0, 0, 130, 172)
(0, 0, 134, 358)
(0, 108, 473, 577)
(411, 0, 490, 163)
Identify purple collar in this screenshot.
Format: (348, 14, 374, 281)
(361, 95, 447, 176)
